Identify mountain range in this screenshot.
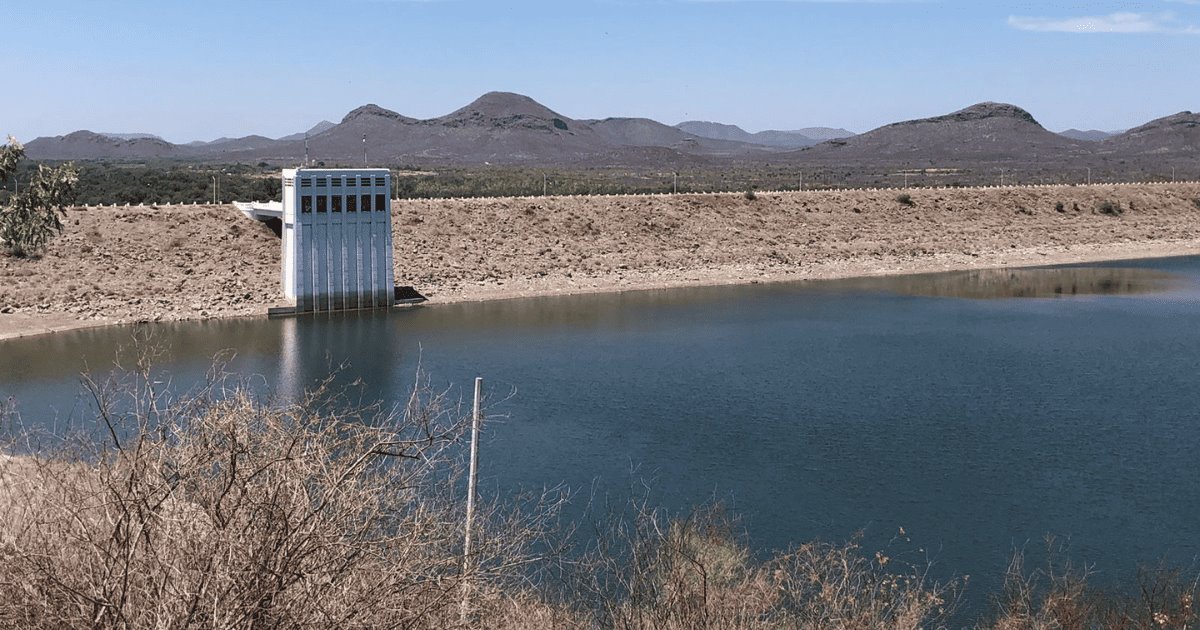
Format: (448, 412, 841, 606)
(23, 92, 1198, 168)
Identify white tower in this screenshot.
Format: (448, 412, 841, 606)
(280, 168, 394, 312)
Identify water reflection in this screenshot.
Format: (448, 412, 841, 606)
(851, 267, 1179, 299)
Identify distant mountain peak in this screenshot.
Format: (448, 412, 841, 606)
(1133, 111, 1198, 131)
(1059, 129, 1116, 142)
(340, 104, 415, 124)
(277, 120, 337, 142)
(896, 102, 1041, 127)
(438, 92, 570, 129)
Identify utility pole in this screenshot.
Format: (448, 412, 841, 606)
(211, 175, 216, 204)
(304, 134, 310, 167)
(542, 172, 547, 196)
(1086, 167, 1092, 186)
(1172, 166, 1176, 183)
(460, 377, 483, 623)
(673, 172, 678, 195)
(362, 133, 367, 166)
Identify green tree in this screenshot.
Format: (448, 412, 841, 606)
(0, 136, 78, 257)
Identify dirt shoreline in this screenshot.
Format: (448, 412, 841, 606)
(3, 183, 1199, 341)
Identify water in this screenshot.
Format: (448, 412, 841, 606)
(4, 258, 1200, 618)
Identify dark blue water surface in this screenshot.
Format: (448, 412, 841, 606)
(4, 258, 1200, 618)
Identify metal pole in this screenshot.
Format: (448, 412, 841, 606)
(1087, 167, 1091, 186)
(799, 172, 803, 191)
(363, 133, 367, 166)
(673, 172, 678, 195)
(542, 173, 547, 196)
(460, 377, 483, 622)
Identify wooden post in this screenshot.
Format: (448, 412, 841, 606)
(460, 377, 483, 623)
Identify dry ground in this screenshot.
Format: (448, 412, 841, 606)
(2, 183, 1200, 339)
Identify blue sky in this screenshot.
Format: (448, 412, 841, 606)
(5, 0, 1197, 143)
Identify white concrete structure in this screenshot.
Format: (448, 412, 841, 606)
(281, 168, 394, 312)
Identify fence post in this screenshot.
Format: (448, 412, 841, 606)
(460, 377, 483, 623)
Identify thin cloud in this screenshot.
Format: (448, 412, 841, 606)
(1008, 12, 1199, 34)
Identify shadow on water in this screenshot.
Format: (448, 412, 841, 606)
(848, 267, 1181, 299)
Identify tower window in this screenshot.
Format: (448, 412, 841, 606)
(317, 196, 327, 213)
(332, 196, 342, 212)
(301, 196, 312, 213)
(361, 194, 372, 212)
(375, 194, 386, 212)
(346, 195, 357, 212)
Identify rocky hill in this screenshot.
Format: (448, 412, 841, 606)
(1099, 111, 1200, 157)
(276, 120, 336, 142)
(25, 131, 183, 160)
(796, 102, 1088, 163)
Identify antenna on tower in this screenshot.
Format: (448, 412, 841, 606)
(362, 133, 367, 166)
(304, 134, 310, 167)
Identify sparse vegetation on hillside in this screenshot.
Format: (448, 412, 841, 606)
(896, 192, 915, 207)
(1097, 200, 1125, 216)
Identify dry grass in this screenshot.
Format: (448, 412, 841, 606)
(984, 542, 1199, 630)
(553, 503, 955, 630)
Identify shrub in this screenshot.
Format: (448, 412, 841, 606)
(1055, 202, 1065, 213)
(896, 193, 915, 207)
(0, 137, 78, 257)
(1096, 200, 1124, 216)
(1192, 198, 1200, 209)
(744, 188, 757, 200)
(0, 364, 559, 628)
(565, 503, 956, 629)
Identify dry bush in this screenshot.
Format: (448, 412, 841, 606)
(983, 542, 1199, 630)
(559, 502, 956, 630)
(0, 352, 561, 629)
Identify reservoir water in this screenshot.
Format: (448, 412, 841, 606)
(4, 257, 1200, 617)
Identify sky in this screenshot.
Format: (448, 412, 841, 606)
(4, 0, 1198, 143)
